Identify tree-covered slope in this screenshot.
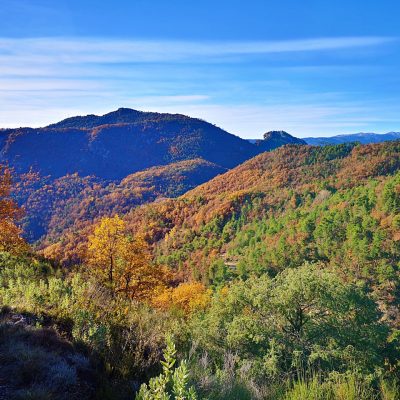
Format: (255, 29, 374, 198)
(109, 142, 400, 311)
(43, 142, 400, 300)
(15, 158, 226, 242)
(0, 108, 262, 180)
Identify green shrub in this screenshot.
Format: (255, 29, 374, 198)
(136, 336, 197, 400)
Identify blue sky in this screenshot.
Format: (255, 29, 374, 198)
(1, 0, 400, 138)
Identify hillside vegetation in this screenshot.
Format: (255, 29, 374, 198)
(119, 142, 400, 290)
(14, 158, 225, 241)
(0, 141, 399, 399)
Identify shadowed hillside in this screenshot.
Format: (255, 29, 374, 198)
(0, 308, 97, 400)
(14, 158, 226, 242)
(1, 108, 261, 180)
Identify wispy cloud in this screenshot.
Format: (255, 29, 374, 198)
(0, 36, 395, 65)
(0, 79, 103, 91)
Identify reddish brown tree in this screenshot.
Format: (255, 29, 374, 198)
(0, 165, 27, 253)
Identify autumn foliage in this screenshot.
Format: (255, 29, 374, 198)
(86, 215, 170, 300)
(0, 165, 27, 254)
(153, 281, 211, 314)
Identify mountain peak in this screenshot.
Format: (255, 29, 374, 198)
(2, 108, 261, 181)
(253, 130, 306, 151)
(106, 107, 142, 117)
(46, 108, 143, 129)
(263, 131, 302, 143)
(45, 108, 194, 130)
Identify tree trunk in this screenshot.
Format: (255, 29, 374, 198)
(109, 255, 113, 284)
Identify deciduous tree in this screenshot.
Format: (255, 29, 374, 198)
(87, 215, 170, 299)
(87, 215, 127, 286)
(0, 165, 27, 253)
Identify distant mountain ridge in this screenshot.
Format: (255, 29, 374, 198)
(303, 132, 400, 146)
(248, 131, 400, 147)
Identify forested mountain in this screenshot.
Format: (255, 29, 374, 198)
(304, 131, 400, 145)
(1, 108, 266, 180)
(112, 141, 400, 292)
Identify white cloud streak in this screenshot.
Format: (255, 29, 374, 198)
(0, 36, 395, 65)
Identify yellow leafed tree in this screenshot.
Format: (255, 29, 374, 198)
(87, 215, 170, 300)
(153, 281, 211, 314)
(87, 215, 127, 286)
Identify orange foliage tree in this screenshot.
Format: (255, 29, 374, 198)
(117, 236, 171, 300)
(0, 165, 27, 253)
